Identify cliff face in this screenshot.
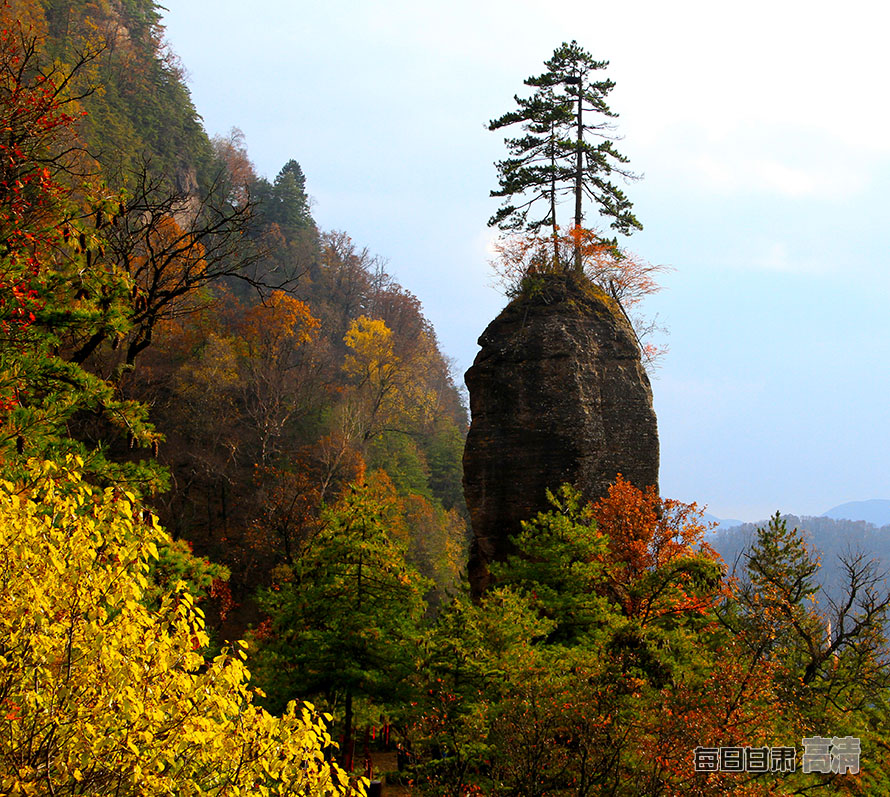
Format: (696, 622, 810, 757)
(462, 274, 659, 595)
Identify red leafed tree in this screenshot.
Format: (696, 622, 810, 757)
(0, 13, 160, 478)
(0, 18, 78, 365)
(589, 474, 725, 622)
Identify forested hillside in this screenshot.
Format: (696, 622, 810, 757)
(1, 1, 463, 788)
(9, 0, 469, 619)
(4, 3, 890, 794)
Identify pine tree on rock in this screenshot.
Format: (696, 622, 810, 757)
(488, 84, 574, 237)
(489, 41, 642, 269)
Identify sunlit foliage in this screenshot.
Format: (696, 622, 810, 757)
(0, 458, 352, 795)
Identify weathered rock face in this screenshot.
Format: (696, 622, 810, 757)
(463, 274, 659, 595)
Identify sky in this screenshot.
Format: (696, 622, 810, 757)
(160, 0, 890, 523)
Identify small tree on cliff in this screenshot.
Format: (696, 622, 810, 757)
(489, 40, 641, 269)
(489, 228, 668, 367)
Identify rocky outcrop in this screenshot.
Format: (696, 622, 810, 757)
(462, 274, 659, 595)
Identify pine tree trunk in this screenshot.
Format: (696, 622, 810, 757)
(574, 79, 584, 273)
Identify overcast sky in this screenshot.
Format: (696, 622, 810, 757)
(160, 0, 890, 522)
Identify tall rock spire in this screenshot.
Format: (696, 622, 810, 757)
(462, 273, 659, 595)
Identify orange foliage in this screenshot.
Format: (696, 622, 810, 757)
(641, 649, 784, 796)
(239, 290, 320, 357)
(208, 291, 323, 466)
(211, 127, 256, 208)
(248, 438, 365, 572)
(399, 493, 466, 592)
(592, 475, 711, 571)
(129, 215, 209, 317)
(590, 475, 725, 621)
(491, 228, 669, 367)
(490, 227, 666, 307)
(249, 465, 323, 569)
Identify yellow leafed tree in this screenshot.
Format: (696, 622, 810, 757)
(0, 458, 353, 796)
(342, 315, 437, 442)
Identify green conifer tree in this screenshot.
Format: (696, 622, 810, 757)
(489, 41, 642, 268)
(253, 478, 431, 767)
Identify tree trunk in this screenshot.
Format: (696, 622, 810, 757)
(343, 690, 354, 770)
(574, 76, 584, 273)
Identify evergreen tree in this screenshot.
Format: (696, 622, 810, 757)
(489, 41, 642, 267)
(722, 512, 890, 792)
(269, 159, 313, 237)
(488, 84, 574, 237)
(253, 475, 431, 767)
(414, 481, 752, 796)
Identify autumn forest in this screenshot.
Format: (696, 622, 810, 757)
(2, 1, 890, 795)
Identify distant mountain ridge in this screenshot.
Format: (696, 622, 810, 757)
(708, 513, 890, 607)
(703, 499, 890, 532)
(704, 502, 890, 608)
(701, 511, 745, 532)
(822, 499, 890, 527)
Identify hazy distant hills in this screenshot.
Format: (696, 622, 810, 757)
(701, 512, 745, 532)
(822, 499, 890, 527)
(708, 512, 890, 606)
(704, 499, 890, 533)
(703, 501, 890, 607)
